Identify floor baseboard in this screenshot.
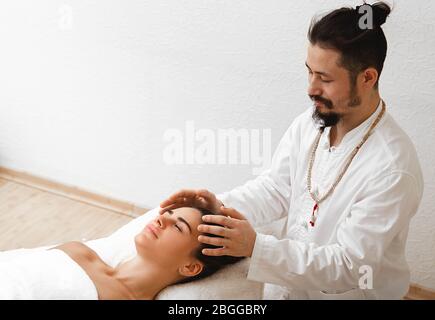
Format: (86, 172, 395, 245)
(0, 166, 148, 218)
(405, 284, 435, 300)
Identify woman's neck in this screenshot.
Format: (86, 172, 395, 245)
(112, 256, 176, 300)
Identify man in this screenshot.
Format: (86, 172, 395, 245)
(160, 2, 423, 299)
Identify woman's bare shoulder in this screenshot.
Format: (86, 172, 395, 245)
(51, 241, 101, 263)
(51, 241, 133, 300)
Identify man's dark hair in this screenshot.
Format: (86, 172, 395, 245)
(308, 2, 391, 89)
(176, 207, 244, 284)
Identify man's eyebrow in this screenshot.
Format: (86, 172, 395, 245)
(177, 217, 192, 234)
(305, 62, 332, 77)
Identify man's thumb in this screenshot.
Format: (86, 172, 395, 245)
(221, 207, 246, 220)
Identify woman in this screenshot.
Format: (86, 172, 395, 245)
(39, 206, 243, 299)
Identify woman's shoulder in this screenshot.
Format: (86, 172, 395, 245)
(51, 241, 103, 265)
(52, 242, 136, 299)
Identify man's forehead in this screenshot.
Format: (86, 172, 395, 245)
(306, 43, 342, 72)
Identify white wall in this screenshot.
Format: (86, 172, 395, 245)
(0, 1, 434, 290)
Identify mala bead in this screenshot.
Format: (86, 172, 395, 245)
(306, 100, 386, 227)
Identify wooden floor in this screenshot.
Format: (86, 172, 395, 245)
(0, 178, 133, 251)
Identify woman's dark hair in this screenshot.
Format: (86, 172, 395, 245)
(176, 207, 244, 284)
(308, 2, 391, 89)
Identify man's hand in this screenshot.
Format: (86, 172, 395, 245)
(159, 189, 224, 215)
(197, 207, 257, 258)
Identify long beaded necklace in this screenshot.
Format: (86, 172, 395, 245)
(306, 99, 386, 227)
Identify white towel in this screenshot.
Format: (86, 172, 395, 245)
(156, 258, 264, 300)
(0, 249, 98, 300)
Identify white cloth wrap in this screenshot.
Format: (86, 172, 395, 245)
(0, 249, 97, 300)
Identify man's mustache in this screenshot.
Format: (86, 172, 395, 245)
(309, 95, 333, 109)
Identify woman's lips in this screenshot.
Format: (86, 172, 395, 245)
(145, 224, 159, 238)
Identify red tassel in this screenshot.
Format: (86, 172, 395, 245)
(310, 203, 319, 227)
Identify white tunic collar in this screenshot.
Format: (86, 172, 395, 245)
(320, 99, 384, 154)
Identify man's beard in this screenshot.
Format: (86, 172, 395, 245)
(309, 85, 361, 128)
(310, 95, 340, 127)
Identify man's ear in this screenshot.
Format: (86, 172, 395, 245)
(362, 67, 378, 89)
(178, 261, 203, 278)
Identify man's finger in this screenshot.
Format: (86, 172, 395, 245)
(160, 196, 194, 211)
(202, 215, 237, 228)
(197, 224, 231, 238)
(159, 189, 197, 207)
(159, 198, 193, 214)
(159, 204, 180, 215)
(221, 207, 246, 220)
(196, 197, 208, 207)
(198, 235, 230, 247)
(201, 247, 229, 257)
(197, 189, 215, 202)
(216, 205, 227, 215)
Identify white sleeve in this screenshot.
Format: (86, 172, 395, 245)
(216, 123, 297, 228)
(246, 172, 422, 291)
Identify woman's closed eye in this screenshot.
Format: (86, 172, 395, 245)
(170, 216, 192, 234)
(174, 224, 183, 233)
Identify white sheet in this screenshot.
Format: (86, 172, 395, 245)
(0, 249, 97, 300)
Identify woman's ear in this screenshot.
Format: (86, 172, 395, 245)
(178, 261, 203, 278)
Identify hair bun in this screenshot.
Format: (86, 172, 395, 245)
(371, 2, 391, 27)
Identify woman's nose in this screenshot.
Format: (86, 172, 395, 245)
(156, 215, 165, 229)
(156, 214, 175, 229)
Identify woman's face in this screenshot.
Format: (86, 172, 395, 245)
(134, 207, 203, 270)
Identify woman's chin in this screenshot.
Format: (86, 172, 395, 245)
(134, 233, 151, 248)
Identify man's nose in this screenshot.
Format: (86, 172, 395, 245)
(307, 78, 322, 97)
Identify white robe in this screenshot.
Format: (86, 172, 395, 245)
(218, 100, 424, 299)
